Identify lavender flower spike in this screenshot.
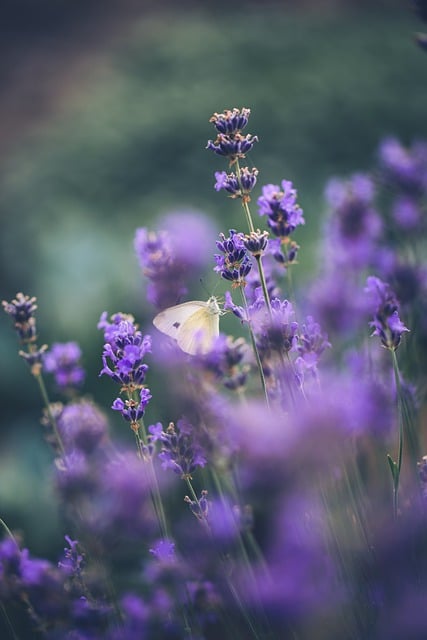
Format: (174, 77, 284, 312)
(365, 276, 409, 350)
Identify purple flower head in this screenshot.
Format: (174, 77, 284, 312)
(392, 195, 423, 231)
(150, 418, 207, 479)
(56, 400, 109, 454)
(295, 316, 331, 381)
(2, 292, 38, 342)
(112, 387, 152, 424)
(88, 451, 156, 542)
(184, 489, 209, 522)
(365, 276, 409, 350)
(99, 312, 151, 389)
(378, 136, 427, 193)
(43, 341, 85, 391)
(257, 179, 305, 238)
(243, 229, 269, 256)
(253, 296, 299, 354)
(135, 212, 215, 311)
(324, 174, 382, 268)
(58, 535, 84, 579)
(149, 539, 176, 564)
(55, 450, 99, 502)
(223, 290, 247, 322)
(214, 229, 253, 286)
(197, 334, 249, 391)
(207, 109, 258, 162)
(214, 166, 259, 201)
(209, 107, 252, 135)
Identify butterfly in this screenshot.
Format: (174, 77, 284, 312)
(153, 296, 222, 355)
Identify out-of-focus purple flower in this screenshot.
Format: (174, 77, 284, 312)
(88, 452, 156, 543)
(58, 535, 84, 579)
(295, 316, 331, 382)
(56, 400, 109, 454)
(253, 296, 299, 355)
(324, 174, 382, 268)
(365, 276, 409, 350)
(98, 312, 151, 389)
(307, 272, 371, 339)
(214, 167, 259, 200)
(257, 179, 304, 238)
(378, 136, 427, 193)
(184, 489, 209, 522)
(112, 388, 152, 424)
(135, 211, 215, 311)
(149, 539, 176, 563)
(240, 492, 340, 625)
(43, 342, 85, 391)
(198, 334, 249, 391)
(2, 292, 47, 370)
(214, 229, 253, 286)
(392, 195, 423, 230)
(149, 419, 207, 479)
(2, 292, 38, 342)
(207, 108, 258, 162)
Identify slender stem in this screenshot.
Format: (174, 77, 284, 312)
(254, 255, 273, 318)
(240, 288, 270, 409)
(391, 349, 404, 518)
(235, 161, 255, 234)
(34, 372, 66, 458)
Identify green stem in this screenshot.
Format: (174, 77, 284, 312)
(240, 288, 270, 409)
(390, 349, 404, 518)
(34, 372, 66, 458)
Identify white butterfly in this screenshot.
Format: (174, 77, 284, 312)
(153, 296, 222, 355)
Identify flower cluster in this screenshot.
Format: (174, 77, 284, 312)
(149, 419, 207, 479)
(214, 229, 253, 286)
(43, 342, 85, 392)
(365, 275, 409, 350)
(207, 108, 258, 163)
(2, 293, 47, 371)
(257, 179, 305, 239)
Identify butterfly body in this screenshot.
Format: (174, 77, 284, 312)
(153, 296, 221, 355)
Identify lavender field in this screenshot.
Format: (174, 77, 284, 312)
(1, 3, 427, 639)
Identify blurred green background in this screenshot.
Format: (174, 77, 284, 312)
(1, 0, 426, 555)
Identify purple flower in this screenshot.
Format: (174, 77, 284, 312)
(98, 312, 151, 388)
(365, 276, 409, 350)
(2, 292, 38, 342)
(149, 539, 176, 563)
(243, 229, 269, 255)
(56, 400, 109, 454)
(253, 295, 299, 354)
(214, 166, 259, 200)
(112, 388, 152, 424)
(209, 107, 252, 135)
(58, 535, 84, 579)
(257, 179, 305, 238)
(43, 341, 85, 391)
(214, 229, 253, 286)
(378, 136, 427, 193)
(150, 419, 207, 479)
(197, 334, 249, 391)
(324, 174, 382, 268)
(207, 108, 258, 162)
(295, 316, 331, 380)
(135, 212, 216, 311)
(2, 292, 47, 369)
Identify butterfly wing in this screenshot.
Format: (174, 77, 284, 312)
(153, 301, 208, 341)
(177, 307, 220, 355)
